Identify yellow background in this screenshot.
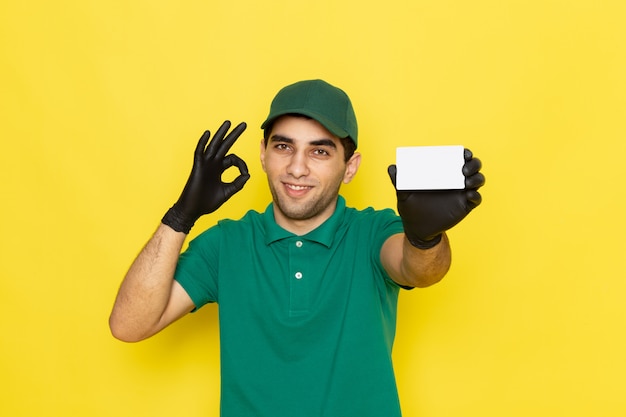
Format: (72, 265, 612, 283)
(2, 0, 625, 416)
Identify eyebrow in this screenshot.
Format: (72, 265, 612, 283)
(270, 135, 337, 149)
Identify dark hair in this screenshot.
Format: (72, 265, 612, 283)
(263, 114, 356, 162)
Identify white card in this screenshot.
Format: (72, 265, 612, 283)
(396, 146, 465, 190)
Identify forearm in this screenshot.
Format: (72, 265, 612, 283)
(109, 223, 187, 341)
(382, 232, 451, 288)
(400, 233, 451, 287)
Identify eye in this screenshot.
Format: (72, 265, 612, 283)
(274, 143, 291, 151)
(312, 148, 330, 157)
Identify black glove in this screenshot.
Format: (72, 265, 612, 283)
(162, 121, 250, 234)
(388, 148, 485, 249)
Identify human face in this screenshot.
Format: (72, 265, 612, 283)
(260, 116, 361, 234)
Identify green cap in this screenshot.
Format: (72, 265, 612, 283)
(261, 79, 358, 147)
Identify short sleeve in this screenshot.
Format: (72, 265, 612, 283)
(174, 226, 221, 310)
(367, 208, 409, 289)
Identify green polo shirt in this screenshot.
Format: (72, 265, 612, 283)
(175, 196, 406, 417)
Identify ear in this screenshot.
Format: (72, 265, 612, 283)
(342, 152, 361, 184)
(259, 139, 267, 172)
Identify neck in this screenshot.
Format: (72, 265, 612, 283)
(272, 198, 338, 236)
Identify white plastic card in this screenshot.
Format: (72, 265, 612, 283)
(395, 146, 465, 190)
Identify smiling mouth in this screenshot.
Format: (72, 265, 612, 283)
(282, 182, 314, 197)
(285, 183, 312, 191)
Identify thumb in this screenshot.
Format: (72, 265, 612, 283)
(222, 173, 250, 200)
(387, 164, 398, 188)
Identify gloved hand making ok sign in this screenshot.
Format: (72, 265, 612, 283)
(162, 121, 250, 234)
(387, 149, 485, 249)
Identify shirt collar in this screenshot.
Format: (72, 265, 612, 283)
(263, 196, 346, 248)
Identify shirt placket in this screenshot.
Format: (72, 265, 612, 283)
(288, 238, 310, 316)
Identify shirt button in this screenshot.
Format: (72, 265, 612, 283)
(295, 272, 303, 279)
(296, 241, 303, 248)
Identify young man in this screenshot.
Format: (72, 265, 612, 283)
(109, 79, 485, 416)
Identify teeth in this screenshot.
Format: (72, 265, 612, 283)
(287, 184, 309, 190)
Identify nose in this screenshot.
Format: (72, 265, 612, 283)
(286, 151, 309, 178)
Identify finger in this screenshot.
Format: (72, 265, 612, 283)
(222, 155, 251, 197)
(462, 156, 482, 177)
(205, 120, 232, 157)
(215, 121, 247, 159)
(465, 189, 482, 209)
(222, 154, 249, 177)
(228, 172, 251, 195)
(465, 172, 485, 189)
(195, 131, 212, 160)
(464, 148, 474, 161)
(387, 164, 397, 188)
